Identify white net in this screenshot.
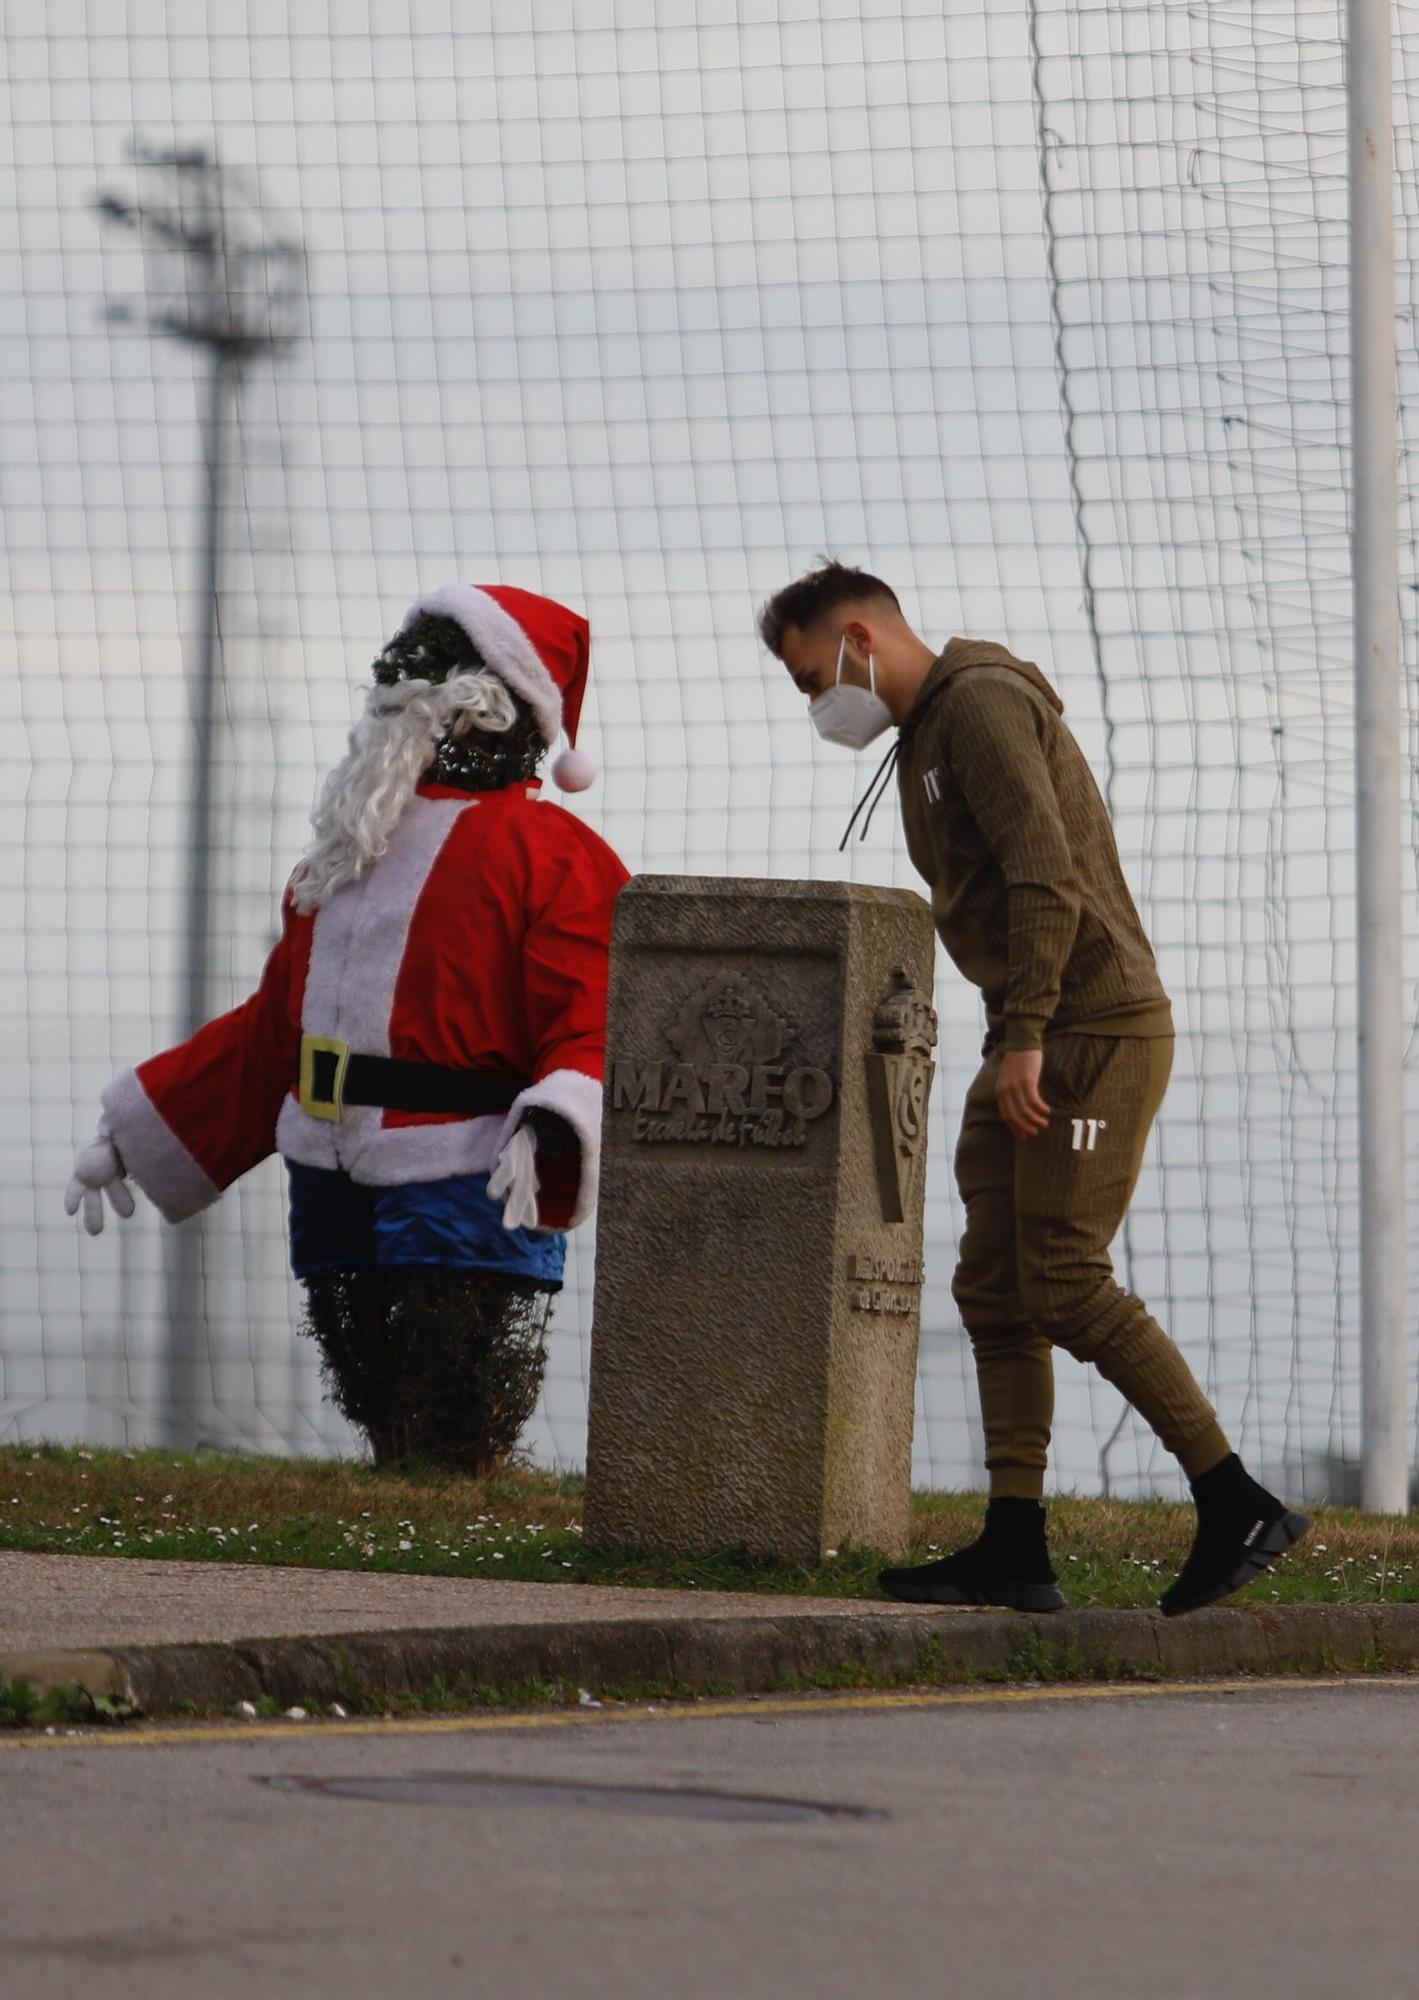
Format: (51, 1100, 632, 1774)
(3, 0, 1417, 1498)
(1025, 0, 1419, 1497)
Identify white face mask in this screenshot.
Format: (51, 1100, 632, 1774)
(809, 635, 894, 750)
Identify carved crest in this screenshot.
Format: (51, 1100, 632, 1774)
(664, 970, 793, 1068)
(865, 967, 938, 1223)
(872, 965, 939, 1060)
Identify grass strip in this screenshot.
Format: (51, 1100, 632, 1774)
(2, 1442, 1416, 1610)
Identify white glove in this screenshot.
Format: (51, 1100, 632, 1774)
(64, 1120, 136, 1237)
(488, 1123, 540, 1232)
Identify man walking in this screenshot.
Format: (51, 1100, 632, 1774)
(759, 560, 1310, 1616)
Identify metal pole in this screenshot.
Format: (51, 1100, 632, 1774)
(181, 346, 229, 1037)
(1349, 0, 1408, 1513)
(160, 345, 230, 1447)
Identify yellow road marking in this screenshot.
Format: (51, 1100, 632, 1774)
(1, 1673, 1414, 1753)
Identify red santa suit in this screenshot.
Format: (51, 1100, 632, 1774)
(76, 582, 629, 1264)
(100, 778, 627, 1239)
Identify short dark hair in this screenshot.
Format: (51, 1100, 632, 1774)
(757, 560, 902, 659)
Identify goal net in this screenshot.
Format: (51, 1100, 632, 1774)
(4, 0, 1417, 1498)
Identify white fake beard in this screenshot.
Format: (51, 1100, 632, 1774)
(292, 668, 520, 913)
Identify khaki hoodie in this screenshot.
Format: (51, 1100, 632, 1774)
(896, 639, 1171, 1051)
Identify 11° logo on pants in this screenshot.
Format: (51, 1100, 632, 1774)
(1069, 1116, 1107, 1152)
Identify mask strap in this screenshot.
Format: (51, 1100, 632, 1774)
(836, 633, 877, 698)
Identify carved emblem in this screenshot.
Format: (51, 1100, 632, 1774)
(611, 969, 835, 1149)
(664, 971, 791, 1069)
(865, 966, 938, 1222)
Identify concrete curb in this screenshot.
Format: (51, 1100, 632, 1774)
(4, 1601, 1419, 1718)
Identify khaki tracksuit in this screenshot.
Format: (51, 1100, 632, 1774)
(897, 640, 1229, 1498)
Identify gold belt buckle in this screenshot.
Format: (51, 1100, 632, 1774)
(299, 1034, 351, 1123)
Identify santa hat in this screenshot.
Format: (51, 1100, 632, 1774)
(397, 583, 596, 792)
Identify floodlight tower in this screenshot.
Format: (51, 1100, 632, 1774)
(95, 141, 305, 1446)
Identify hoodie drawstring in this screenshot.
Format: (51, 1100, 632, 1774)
(838, 736, 902, 852)
(837, 668, 963, 852)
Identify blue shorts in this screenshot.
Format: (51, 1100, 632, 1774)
(285, 1162, 566, 1289)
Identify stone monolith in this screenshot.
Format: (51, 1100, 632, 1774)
(583, 876, 938, 1562)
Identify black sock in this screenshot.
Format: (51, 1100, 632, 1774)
(1190, 1453, 1279, 1521)
(983, 1497, 1049, 1548)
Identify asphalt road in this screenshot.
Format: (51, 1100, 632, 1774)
(3, 1680, 1416, 2000)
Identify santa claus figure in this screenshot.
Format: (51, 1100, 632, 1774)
(66, 585, 629, 1472)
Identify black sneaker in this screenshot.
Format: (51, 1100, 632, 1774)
(878, 1499, 1067, 1613)
(1160, 1454, 1312, 1618)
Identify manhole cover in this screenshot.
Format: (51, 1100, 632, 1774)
(264, 1773, 883, 1823)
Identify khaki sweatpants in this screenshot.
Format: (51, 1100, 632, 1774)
(952, 1034, 1229, 1500)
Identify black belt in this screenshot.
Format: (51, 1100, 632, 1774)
(298, 1034, 523, 1124)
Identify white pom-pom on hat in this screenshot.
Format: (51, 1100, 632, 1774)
(551, 745, 597, 792)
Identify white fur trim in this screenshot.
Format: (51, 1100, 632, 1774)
(275, 1091, 339, 1172)
(497, 1067, 603, 1229)
(99, 1066, 220, 1225)
(400, 585, 563, 749)
(277, 1097, 507, 1185)
(301, 793, 470, 1058)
